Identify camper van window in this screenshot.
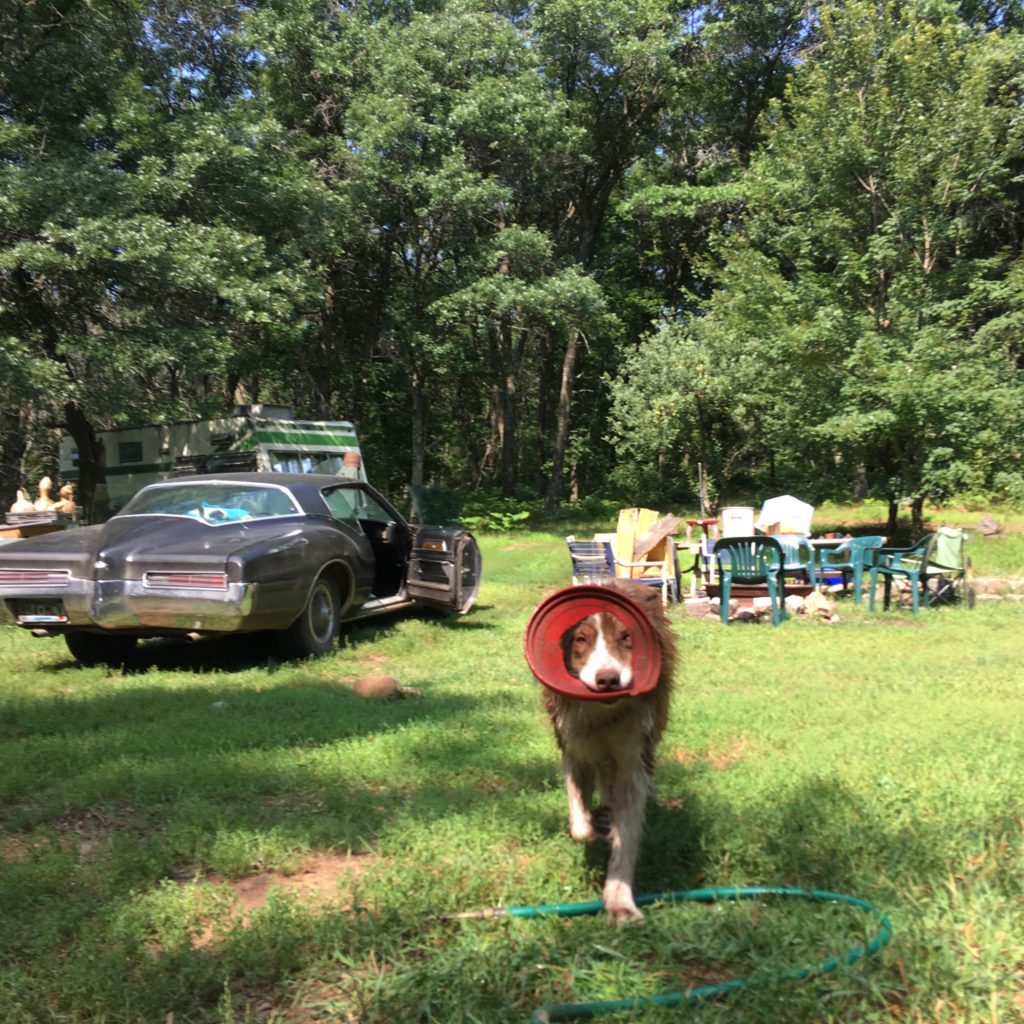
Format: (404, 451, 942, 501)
(267, 451, 346, 476)
(267, 452, 305, 473)
(311, 455, 344, 475)
(118, 441, 144, 464)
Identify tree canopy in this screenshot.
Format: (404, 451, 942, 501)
(2, 0, 1022, 519)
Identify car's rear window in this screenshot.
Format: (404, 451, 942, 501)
(118, 484, 300, 523)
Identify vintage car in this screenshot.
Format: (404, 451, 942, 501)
(0, 473, 481, 665)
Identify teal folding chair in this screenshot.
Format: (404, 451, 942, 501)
(816, 535, 885, 603)
(712, 536, 787, 626)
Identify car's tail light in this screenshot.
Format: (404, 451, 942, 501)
(0, 569, 72, 587)
(144, 572, 229, 589)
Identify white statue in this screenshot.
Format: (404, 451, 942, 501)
(52, 482, 76, 513)
(9, 488, 34, 514)
(34, 476, 56, 511)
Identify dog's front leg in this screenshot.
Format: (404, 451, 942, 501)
(563, 754, 596, 842)
(602, 768, 650, 923)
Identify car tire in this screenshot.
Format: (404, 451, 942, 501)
(65, 632, 137, 667)
(279, 574, 340, 659)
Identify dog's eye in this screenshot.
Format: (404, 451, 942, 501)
(573, 633, 588, 648)
(619, 630, 632, 648)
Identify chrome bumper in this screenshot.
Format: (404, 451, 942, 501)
(0, 579, 254, 633)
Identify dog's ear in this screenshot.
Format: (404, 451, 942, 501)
(561, 619, 579, 674)
(612, 580, 661, 613)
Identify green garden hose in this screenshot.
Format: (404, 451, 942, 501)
(459, 885, 893, 1022)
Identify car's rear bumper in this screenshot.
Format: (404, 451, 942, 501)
(0, 579, 254, 633)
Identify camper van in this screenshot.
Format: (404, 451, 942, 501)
(59, 405, 365, 516)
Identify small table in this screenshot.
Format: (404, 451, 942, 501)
(678, 519, 720, 595)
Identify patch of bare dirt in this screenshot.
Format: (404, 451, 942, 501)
(186, 851, 375, 949)
(1, 834, 38, 864)
(669, 736, 750, 771)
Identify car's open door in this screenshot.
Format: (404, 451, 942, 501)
(406, 527, 481, 614)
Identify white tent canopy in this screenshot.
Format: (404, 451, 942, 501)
(755, 494, 814, 535)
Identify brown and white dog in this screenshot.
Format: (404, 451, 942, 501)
(541, 578, 676, 923)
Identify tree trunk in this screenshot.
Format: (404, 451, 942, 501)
(410, 366, 426, 487)
(1, 407, 27, 511)
(544, 331, 581, 512)
(494, 318, 518, 498)
(313, 271, 343, 418)
(64, 402, 106, 522)
(911, 495, 924, 536)
(537, 327, 556, 440)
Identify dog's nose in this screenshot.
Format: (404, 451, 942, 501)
(594, 668, 621, 690)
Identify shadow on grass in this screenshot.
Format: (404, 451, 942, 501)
(573, 795, 710, 896)
(86, 772, 935, 1023)
(5, 730, 1004, 1024)
(37, 606, 495, 676)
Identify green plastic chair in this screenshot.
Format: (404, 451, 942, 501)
(712, 536, 786, 626)
(816, 535, 885, 603)
(773, 535, 817, 587)
(867, 535, 937, 615)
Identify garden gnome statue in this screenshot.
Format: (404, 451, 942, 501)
(9, 489, 34, 514)
(34, 476, 56, 511)
(53, 483, 76, 513)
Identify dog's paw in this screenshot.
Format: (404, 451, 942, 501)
(603, 881, 643, 924)
(590, 805, 612, 836)
(569, 818, 597, 842)
(605, 900, 644, 925)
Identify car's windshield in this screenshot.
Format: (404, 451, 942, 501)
(118, 483, 300, 523)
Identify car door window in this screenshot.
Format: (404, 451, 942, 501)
(332, 487, 393, 522)
(353, 492, 394, 522)
(321, 487, 362, 526)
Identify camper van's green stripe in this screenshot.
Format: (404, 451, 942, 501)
(253, 429, 358, 447)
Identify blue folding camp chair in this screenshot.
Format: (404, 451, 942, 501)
(565, 536, 615, 586)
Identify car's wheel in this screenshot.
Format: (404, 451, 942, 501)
(279, 574, 341, 659)
(64, 632, 137, 667)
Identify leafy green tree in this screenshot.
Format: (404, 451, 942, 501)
(611, 0, 1024, 527)
(251, 0, 693, 502)
(0, 1, 311, 514)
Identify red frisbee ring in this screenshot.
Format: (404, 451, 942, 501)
(523, 585, 662, 700)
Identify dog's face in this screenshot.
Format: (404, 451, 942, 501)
(561, 612, 634, 693)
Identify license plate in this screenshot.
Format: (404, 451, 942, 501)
(15, 599, 67, 623)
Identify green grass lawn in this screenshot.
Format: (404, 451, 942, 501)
(1, 528, 1023, 1023)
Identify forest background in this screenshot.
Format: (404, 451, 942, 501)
(2, 0, 1023, 532)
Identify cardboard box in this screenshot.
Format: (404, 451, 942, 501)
(765, 522, 807, 536)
